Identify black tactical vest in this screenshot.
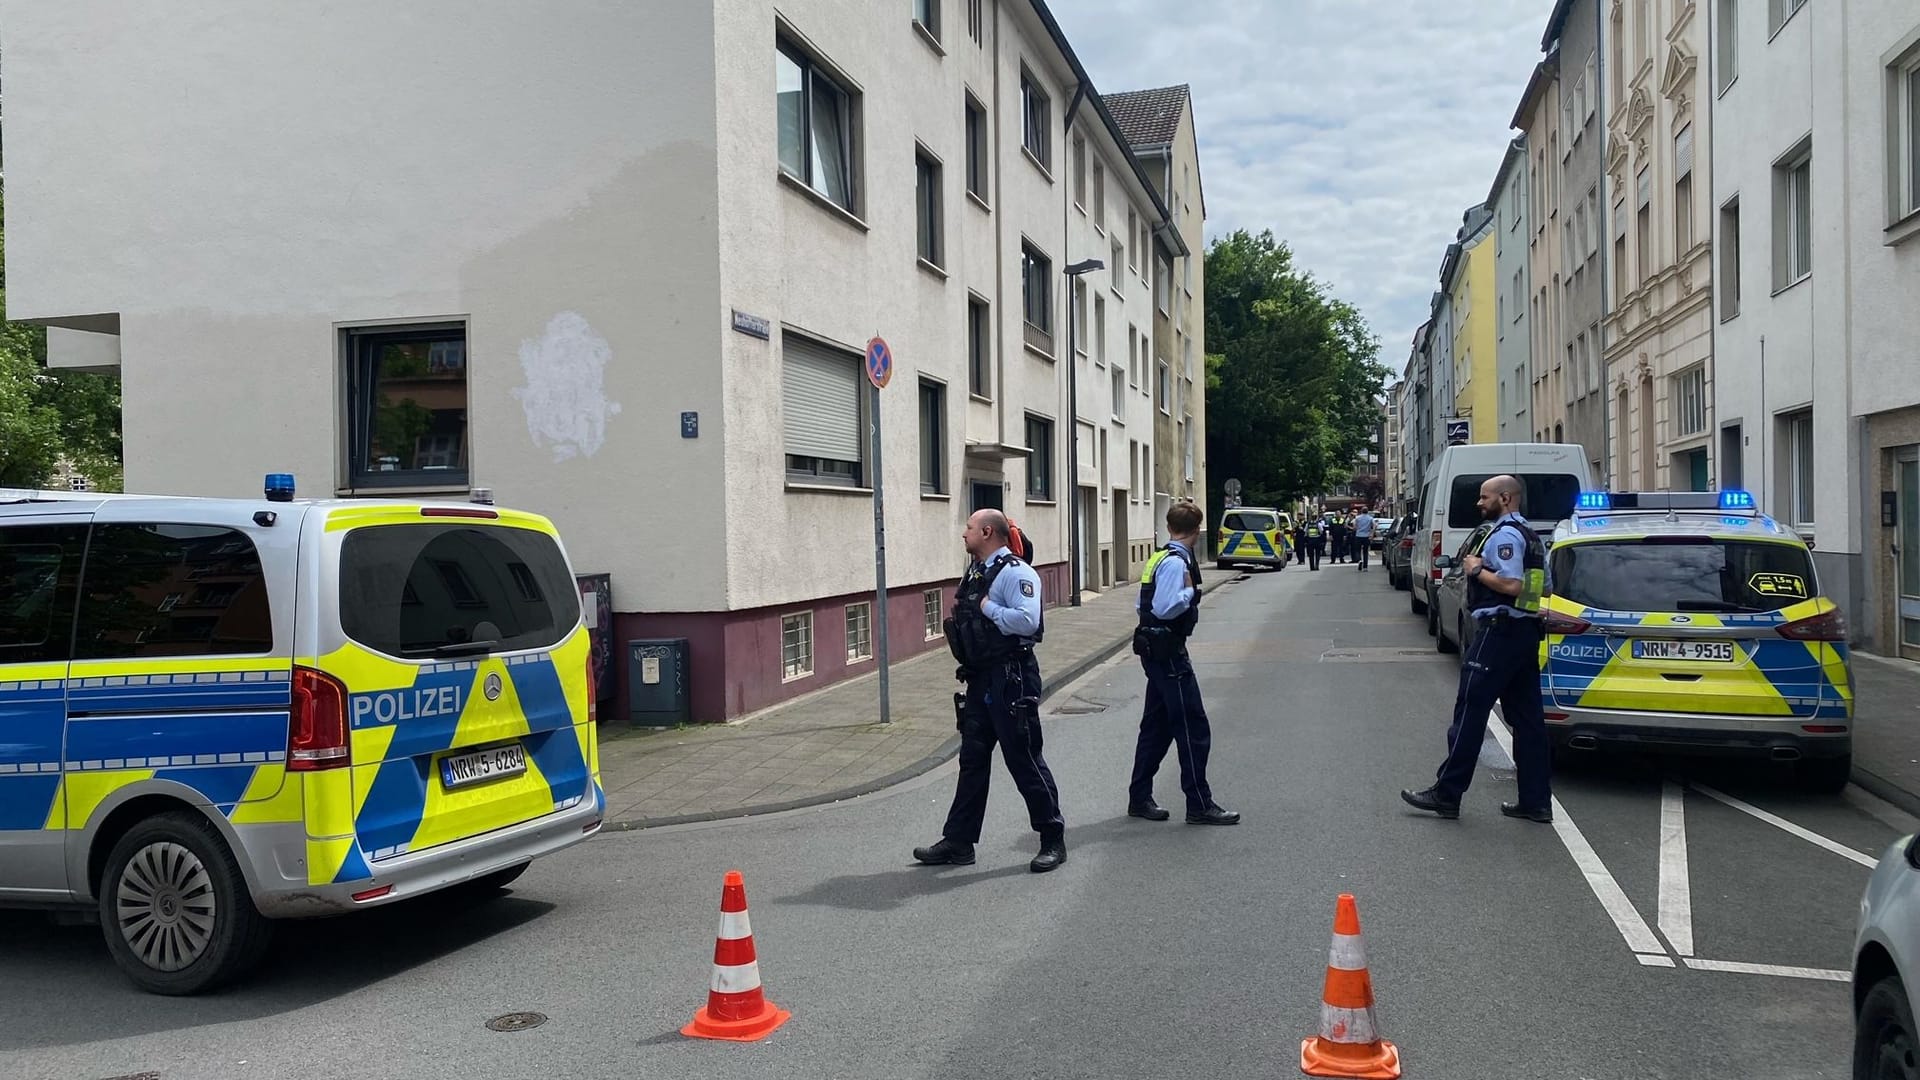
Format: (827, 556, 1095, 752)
(947, 554, 1040, 670)
(1137, 544, 1202, 639)
(1466, 519, 1549, 615)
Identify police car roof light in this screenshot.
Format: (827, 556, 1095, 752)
(1576, 491, 1612, 511)
(1719, 489, 1757, 510)
(264, 473, 296, 503)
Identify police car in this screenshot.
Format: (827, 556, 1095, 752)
(0, 476, 603, 993)
(1540, 490, 1853, 791)
(1215, 507, 1291, 570)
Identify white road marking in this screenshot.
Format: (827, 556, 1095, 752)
(1636, 954, 1677, 967)
(1486, 710, 1666, 957)
(1658, 781, 1694, 956)
(1694, 784, 1878, 868)
(1681, 958, 1849, 982)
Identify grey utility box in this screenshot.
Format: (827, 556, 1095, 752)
(627, 638, 690, 728)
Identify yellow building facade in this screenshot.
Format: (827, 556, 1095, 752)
(1451, 222, 1499, 444)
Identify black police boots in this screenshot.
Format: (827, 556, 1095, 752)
(1400, 786, 1461, 819)
(1030, 834, 1067, 873)
(1128, 799, 1172, 821)
(912, 838, 976, 865)
(1186, 803, 1241, 825)
(1500, 801, 1553, 823)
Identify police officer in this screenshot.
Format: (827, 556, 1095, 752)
(1304, 515, 1325, 570)
(1401, 475, 1553, 823)
(1352, 507, 1377, 572)
(916, 509, 1068, 873)
(1128, 501, 1240, 826)
(1292, 520, 1309, 566)
(1330, 513, 1349, 563)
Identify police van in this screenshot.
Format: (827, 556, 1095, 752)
(1215, 507, 1292, 570)
(1540, 490, 1853, 790)
(0, 477, 603, 993)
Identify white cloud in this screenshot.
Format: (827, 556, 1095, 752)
(1051, 0, 1548, 374)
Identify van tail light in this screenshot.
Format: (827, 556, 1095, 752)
(1542, 610, 1592, 636)
(1400, 537, 1414, 550)
(289, 666, 351, 771)
(1430, 531, 1444, 581)
(1778, 608, 1848, 642)
(585, 654, 599, 725)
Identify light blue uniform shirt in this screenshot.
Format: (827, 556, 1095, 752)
(1138, 540, 1199, 620)
(978, 546, 1043, 636)
(1353, 513, 1376, 538)
(1470, 512, 1540, 619)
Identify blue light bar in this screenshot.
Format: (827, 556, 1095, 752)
(1719, 489, 1756, 510)
(1576, 491, 1612, 511)
(265, 473, 296, 503)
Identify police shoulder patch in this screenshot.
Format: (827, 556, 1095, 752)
(1019, 580, 1035, 598)
(1497, 543, 1516, 559)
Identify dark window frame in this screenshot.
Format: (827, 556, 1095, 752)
(1021, 241, 1053, 335)
(919, 378, 948, 494)
(777, 37, 859, 214)
(964, 93, 990, 202)
(343, 323, 470, 491)
(966, 294, 991, 398)
(915, 146, 944, 267)
(1025, 413, 1055, 501)
(1020, 70, 1051, 170)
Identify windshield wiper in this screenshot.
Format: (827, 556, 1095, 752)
(1675, 600, 1763, 613)
(402, 639, 500, 658)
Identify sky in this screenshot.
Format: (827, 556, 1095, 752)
(1050, 0, 1551, 379)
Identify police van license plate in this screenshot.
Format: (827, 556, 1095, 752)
(1632, 640, 1735, 662)
(441, 744, 528, 790)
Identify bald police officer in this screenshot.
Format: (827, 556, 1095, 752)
(916, 509, 1068, 873)
(1401, 475, 1554, 822)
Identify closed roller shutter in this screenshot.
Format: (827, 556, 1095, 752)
(783, 334, 861, 463)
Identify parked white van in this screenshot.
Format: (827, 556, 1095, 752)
(1408, 443, 1594, 635)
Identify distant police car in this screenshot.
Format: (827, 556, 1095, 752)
(1539, 490, 1853, 791)
(1216, 507, 1291, 570)
(0, 476, 603, 994)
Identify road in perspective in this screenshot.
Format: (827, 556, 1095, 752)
(4, 565, 1897, 1080)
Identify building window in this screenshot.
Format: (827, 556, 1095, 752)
(1716, 0, 1738, 92)
(777, 39, 857, 213)
(915, 148, 943, 267)
(1675, 125, 1695, 251)
(1782, 409, 1814, 529)
(845, 602, 872, 663)
(923, 588, 944, 639)
(1094, 293, 1107, 366)
(1154, 257, 1170, 314)
(913, 0, 940, 42)
(1110, 237, 1125, 292)
(1674, 366, 1707, 437)
(781, 612, 814, 680)
(964, 93, 989, 203)
(1637, 166, 1653, 282)
(1111, 365, 1125, 419)
(966, 0, 983, 45)
(1021, 241, 1053, 348)
(967, 295, 991, 397)
(1774, 142, 1812, 289)
(1184, 421, 1195, 482)
(1025, 414, 1054, 501)
(1614, 231, 1629, 303)
(1126, 208, 1139, 271)
(1093, 161, 1106, 229)
(1157, 360, 1172, 415)
(1768, 0, 1806, 35)
(1510, 268, 1524, 322)
(68, 474, 91, 492)
(1020, 71, 1051, 170)
(1072, 136, 1087, 207)
(1893, 46, 1920, 221)
(344, 323, 468, 489)
(1073, 279, 1089, 354)
(919, 379, 947, 494)
(783, 333, 865, 486)
(1126, 326, 1138, 386)
(1720, 198, 1742, 317)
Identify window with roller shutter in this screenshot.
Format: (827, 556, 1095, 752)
(783, 333, 866, 486)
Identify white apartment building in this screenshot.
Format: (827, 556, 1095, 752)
(1710, 0, 1920, 652)
(3, 0, 1181, 719)
(1602, 0, 1715, 493)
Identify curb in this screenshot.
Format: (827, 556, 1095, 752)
(1852, 766, 1920, 822)
(601, 574, 1242, 832)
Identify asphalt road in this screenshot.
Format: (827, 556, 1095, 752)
(4, 562, 1910, 1080)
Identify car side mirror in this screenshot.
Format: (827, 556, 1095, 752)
(1434, 555, 1454, 570)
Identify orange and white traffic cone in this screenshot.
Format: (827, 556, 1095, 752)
(1300, 893, 1401, 1079)
(681, 870, 791, 1042)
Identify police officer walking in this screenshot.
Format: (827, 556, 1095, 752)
(1352, 507, 1377, 572)
(1330, 513, 1349, 564)
(916, 509, 1068, 873)
(1128, 501, 1240, 826)
(1401, 475, 1553, 823)
(1304, 516, 1325, 570)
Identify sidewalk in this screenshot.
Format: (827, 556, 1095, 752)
(1847, 650, 1920, 818)
(595, 574, 1236, 830)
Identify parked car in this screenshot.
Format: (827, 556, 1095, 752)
(1853, 835, 1920, 1075)
(1383, 514, 1418, 591)
(1431, 523, 1497, 654)
(1409, 443, 1592, 623)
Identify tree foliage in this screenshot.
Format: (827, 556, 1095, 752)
(0, 182, 123, 489)
(1204, 230, 1387, 512)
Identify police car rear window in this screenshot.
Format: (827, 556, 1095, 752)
(339, 525, 580, 657)
(1447, 474, 1582, 529)
(1550, 538, 1817, 614)
(1222, 512, 1275, 532)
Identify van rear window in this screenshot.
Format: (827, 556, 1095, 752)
(340, 525, 580, 657)
(1447, 474, 1583, 529)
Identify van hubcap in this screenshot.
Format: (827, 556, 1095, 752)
(117, 841, 217, 972)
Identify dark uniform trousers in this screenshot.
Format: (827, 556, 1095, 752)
(943, 652, 1065, 843)
(1128, 646, 1215, 813)
(1306, 535, 1324, 570)
(1435, 616, 1552, 809)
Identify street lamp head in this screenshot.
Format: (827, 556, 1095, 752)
(1064, 258, 1105, 276)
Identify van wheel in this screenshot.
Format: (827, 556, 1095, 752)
(1411, 588, 1428, 616)
(98, 811, 274, 996)
(1216, 560, 1230, 571)
(1797, 754, 1852, 794)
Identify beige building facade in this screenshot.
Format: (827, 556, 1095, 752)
(1517, 51, 1571, 446)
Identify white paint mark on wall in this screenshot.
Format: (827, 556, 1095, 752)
(512, 312, 622, 462)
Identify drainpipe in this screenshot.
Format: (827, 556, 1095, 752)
(1596, 0, 1611, 489)
(992, 0, 1007, 453)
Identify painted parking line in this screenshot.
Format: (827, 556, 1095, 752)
(1658, 781, 1694, 957)
(1693, 784, 1878, 868)
(1680, 958, 1849, 982)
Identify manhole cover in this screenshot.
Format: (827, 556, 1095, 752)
(1051, 695, 1109, 715)
(486, 1012, 549, 1032)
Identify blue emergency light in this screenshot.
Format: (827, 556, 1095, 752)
(265, 473, 296, 502)
(1718, 489, 1756, 510)
(1576, 491, 1612, 511)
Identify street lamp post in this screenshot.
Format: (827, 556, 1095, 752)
(1063, 258, 1105, 608)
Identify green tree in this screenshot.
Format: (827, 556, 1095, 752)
(0, 181, 123, 489)
(1204, 230, 1388, 514)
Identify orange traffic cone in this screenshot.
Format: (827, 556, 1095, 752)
(1300, 894, 1401, 1079)
(682, 870, 791, 1042)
